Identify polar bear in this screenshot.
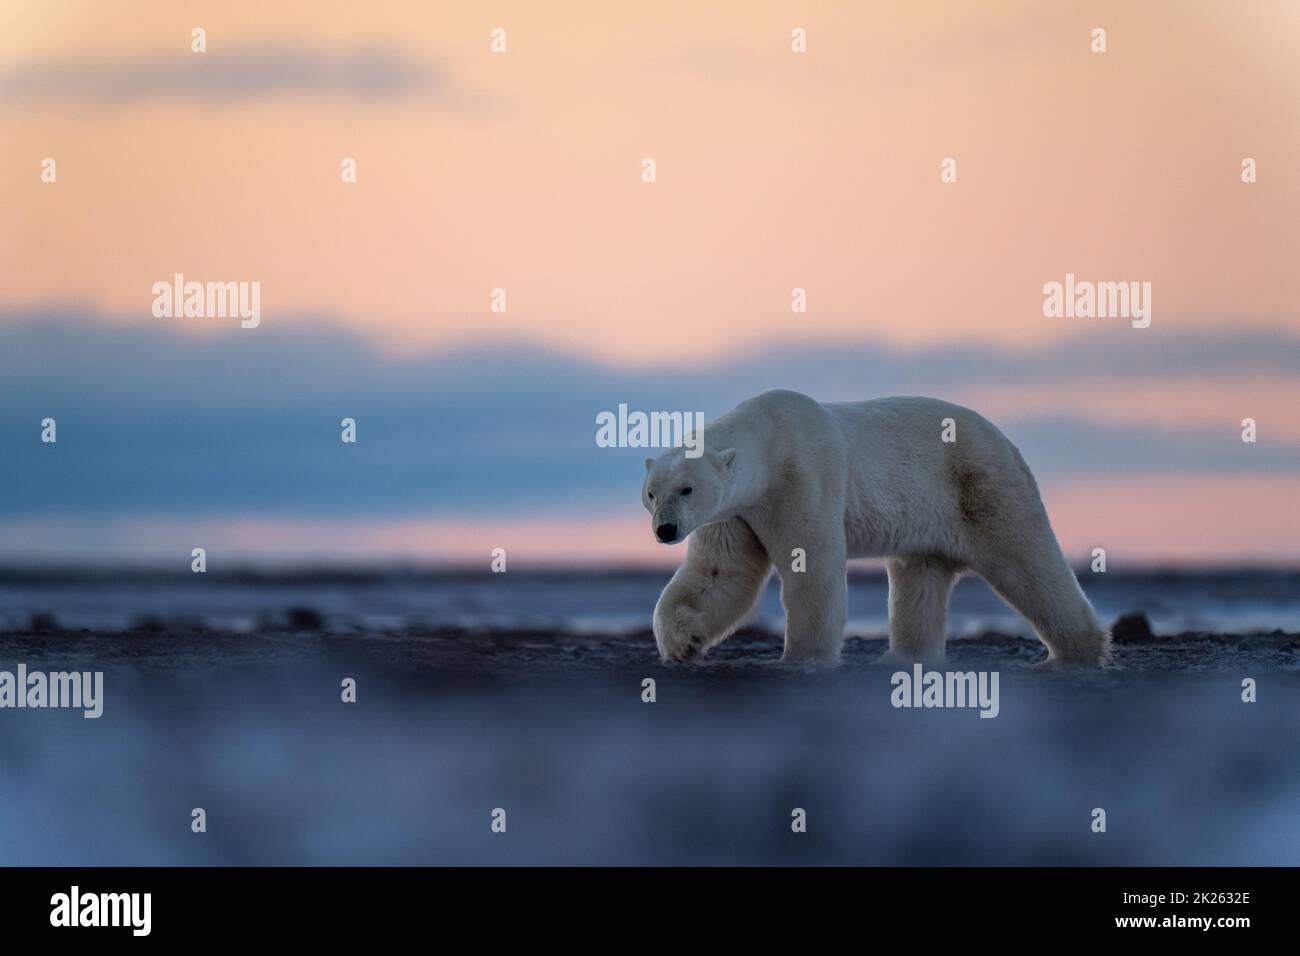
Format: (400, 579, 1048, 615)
(642, 390, 1109, 666)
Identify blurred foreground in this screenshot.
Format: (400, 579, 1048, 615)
(0, 619, 1296, 865)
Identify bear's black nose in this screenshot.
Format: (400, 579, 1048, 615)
(655, 523, 678, 543)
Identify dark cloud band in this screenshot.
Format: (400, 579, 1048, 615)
(0, 44, 441, 104)
(1, 310, 1296, 517)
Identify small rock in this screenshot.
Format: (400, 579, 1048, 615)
(286, 607, 325, 631)
(1112, 611, 1154, 642)
(30, 611, 59, 633)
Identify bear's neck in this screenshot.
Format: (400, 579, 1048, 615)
(701, 417, 769, 514)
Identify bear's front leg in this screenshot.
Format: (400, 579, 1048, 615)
(652, 518, 772, 662)
(774, 526, 847, 663)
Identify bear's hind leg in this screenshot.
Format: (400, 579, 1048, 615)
(653, 518, 771, 662)
(976, 549, 1110, 666)
(881, 555, 960, 665)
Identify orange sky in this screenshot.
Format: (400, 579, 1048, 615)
(2, 1, 1298, 565)
(3, 0, 1298, 363)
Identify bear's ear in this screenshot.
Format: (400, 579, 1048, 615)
(717, 448, 736, 470)
(644, 457, 654, 471)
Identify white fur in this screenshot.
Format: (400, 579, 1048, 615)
(642, 390, 1110, 666)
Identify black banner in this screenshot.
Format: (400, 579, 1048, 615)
(0, 866, 1281, 942)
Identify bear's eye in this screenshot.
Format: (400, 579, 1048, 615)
(647, 491, 654, 500)
(680, 486, 692, 496)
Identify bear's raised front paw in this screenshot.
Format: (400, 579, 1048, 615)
(660, 630, 708, 663)
(654, 609, 712, 663)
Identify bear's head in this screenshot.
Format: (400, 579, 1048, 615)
(641, 446, 737, 544)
